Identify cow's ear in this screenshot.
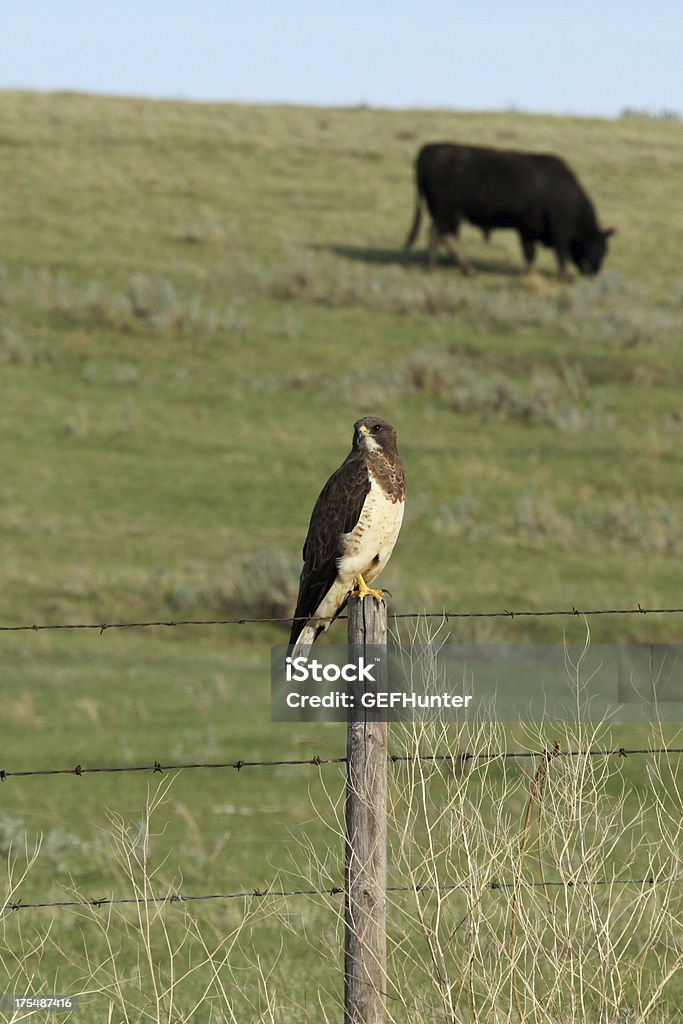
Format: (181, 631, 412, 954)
(602, 226, 616, 238)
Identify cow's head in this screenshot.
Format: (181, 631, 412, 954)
(571, 227, 615, 275)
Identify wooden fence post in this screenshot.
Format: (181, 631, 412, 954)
(344, 594, 388, 1024)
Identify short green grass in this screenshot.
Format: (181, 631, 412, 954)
(0, 91, 682, 1021)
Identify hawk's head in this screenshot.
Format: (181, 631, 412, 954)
(353, 416, 398, 455)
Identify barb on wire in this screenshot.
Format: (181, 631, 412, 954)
(1, 605, 682, 633)
(3, 876, 668, 913)
(1, 747, 682, 783)
(0, 755, 346, 781)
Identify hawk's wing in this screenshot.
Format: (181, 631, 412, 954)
(289, 450, 370, 646)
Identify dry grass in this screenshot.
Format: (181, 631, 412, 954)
(2, 634, 682, 1021)
(406, 353, 610, 432)
(429, 488, 680, 556)
(278, 625, 683, 1022)
(22, 267, 248, 340)
(235, 254, 680, 349)
(161, 548, 300, 621)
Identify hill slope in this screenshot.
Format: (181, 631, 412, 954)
(1, 91, 681, 638)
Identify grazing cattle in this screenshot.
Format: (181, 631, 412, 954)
(405, 142, 614, 280)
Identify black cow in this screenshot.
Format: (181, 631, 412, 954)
(405, 143, 614, 280)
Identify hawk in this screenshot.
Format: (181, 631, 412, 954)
(289, 417, 405, 654)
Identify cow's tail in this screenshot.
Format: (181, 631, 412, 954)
(404, 180, 424, 249)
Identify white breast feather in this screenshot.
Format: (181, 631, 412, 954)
(338, 471, 404, 585)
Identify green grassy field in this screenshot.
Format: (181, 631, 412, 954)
(1, 91, 682, 1021)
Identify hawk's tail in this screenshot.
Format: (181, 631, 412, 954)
(289, 623, 319, 659)
(288, 597, 349, 657)
(289, 610, 324, 658)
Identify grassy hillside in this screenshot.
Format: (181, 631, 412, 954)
(1, 92, 682, 636)
(0, 91, 682, 1021)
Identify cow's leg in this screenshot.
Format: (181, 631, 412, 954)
(555, 251, 572, 282)
(520, 237, 536, 274)
(554, 240, 572, 282)
(426, 223, 440, 271)
(444, 233, 475, 277)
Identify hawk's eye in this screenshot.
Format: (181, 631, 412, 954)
(372, 424, 382, 433)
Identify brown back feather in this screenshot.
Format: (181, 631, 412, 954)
(289, 449, 371, 646)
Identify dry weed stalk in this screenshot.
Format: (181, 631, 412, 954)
(283, 619, 683, 1023)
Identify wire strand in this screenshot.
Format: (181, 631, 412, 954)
(4, 876, 668, 913)
(1, 604, 682, 633)
(2, 747, 681, 783)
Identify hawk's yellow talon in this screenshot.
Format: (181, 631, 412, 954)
(352, 575, 385, 603)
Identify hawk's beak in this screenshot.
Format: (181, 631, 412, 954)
(355, 423, 369, 447)
(354, 422, 371, 449)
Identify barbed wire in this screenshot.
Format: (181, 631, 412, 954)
(2, 746, 682, 783)
(3, 876, 670, 913)
(1, 604, 682, 634)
